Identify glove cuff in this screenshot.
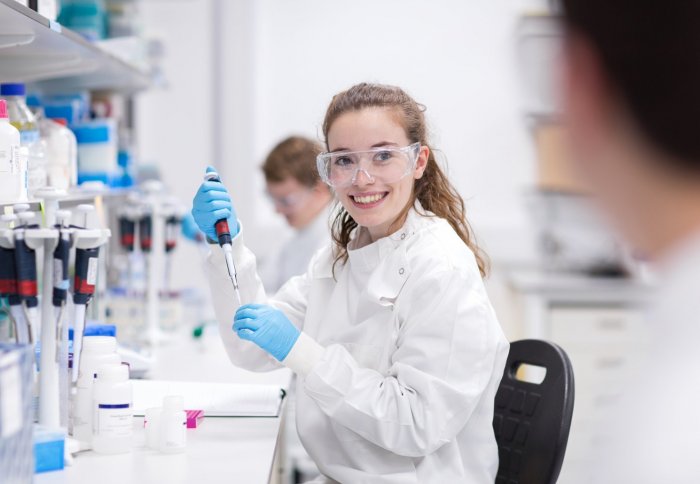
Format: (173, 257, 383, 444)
(282, 332, 325, 377)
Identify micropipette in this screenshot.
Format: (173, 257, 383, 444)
(71, 205, 100, 382)
(14, 211, 39, 345)
(53, 210, 71, 363)
(203, 171, 242, 306)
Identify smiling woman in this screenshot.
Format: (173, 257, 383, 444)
(192, 81, 509, 484)
(321, 83, 489, 276)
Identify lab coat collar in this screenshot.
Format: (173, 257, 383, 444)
(345, 202, 436, 302)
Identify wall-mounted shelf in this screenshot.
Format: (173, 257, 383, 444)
(0, 0, 151, 93)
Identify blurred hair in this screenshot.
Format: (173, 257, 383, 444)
(561, 0, 700, 171)
(322, 82, 489, 277)
(262, 136, 323, 187)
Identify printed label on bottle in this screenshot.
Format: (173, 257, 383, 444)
(87, 257, 98, 285)
(0, 149, 10, 172)
(94, 403, 132, 438)
(19, 130, 39, 146)
(0, 145, 18, 173)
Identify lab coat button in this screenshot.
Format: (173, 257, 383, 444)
(398, 267, 405, 275)
(400, 233, 406, 240)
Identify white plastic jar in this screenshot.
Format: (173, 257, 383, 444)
(92, 363, 133, 454)
(71, 343, 121, 445)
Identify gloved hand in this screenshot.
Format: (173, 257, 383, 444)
(233, 303, 300, 361)
(180, 212, 204, 242)
(191, 166, 238, 242)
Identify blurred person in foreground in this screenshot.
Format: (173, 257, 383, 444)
(260, 136, 332, 292)
(560, 0, 700, 480)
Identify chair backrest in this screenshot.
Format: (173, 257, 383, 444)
(493, 339, 575, 484)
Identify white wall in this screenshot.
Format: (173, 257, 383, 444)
(135, 0, 215, 291)
(136, 0, 548, 290)
(218, 0, 545, 262)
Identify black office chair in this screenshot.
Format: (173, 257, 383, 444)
(493, 339, 575, 484)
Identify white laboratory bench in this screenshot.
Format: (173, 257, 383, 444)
(37, 325, 292, 484)
(36, 415, 284, 484)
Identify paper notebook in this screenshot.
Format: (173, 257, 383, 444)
(131, 380, 285, 417)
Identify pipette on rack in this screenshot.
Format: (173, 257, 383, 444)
(53, 210, 71, 363)
(71, 205, 100, 382)
(14, 210, 39, 345)
(203, 171, 242, 306)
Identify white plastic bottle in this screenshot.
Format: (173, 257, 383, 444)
(158, 395, 186, 453)
(92, 363, 132, 454)
(0, 84, 46, 195)
(71, 337, 121, 446)
(0, 99, 23, 203)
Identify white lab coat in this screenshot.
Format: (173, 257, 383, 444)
(259, 208, 331, 293)
(591, 229, 700, 483)
(206, 203, 509, 484)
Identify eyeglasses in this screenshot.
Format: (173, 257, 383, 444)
(316, 142, 421, 188)
(265, 188, 313, 212)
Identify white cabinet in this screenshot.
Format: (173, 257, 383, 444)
(506, 271, 652, 484)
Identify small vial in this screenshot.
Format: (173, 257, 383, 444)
(144, 407, 162, 450)
(159, 395, 186, 453)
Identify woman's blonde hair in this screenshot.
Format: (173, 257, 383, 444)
(322, 83, 489, 277)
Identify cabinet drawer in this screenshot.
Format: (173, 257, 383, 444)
(550, 307, 647, 345)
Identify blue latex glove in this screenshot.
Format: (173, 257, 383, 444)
(180, 212, 204, 242)
(191, 166, 238, 241)
(233, 303, 300, 361)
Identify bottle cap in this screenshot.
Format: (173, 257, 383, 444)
(0, 99, 7, 119)
(163, 395, 184, 412)
(0, 83, 25, 96)
(81, 335, 117, 354)
(95, 363, 129, 382)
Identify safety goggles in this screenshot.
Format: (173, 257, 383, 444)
(265, 188, 313, 213)
(316, 142, 421, 188)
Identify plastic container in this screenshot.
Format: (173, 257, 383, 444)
(71, 336, 120, 445)
(33, 426, 65, 473)
(144, 407, 161, 450)
(0, 99, 24, 203)
(57, 0, 107, 41)
(42, 116, 77, 190)
(73, 119, 117, 185)
(27, 98, 78, 191)
(159, 395, 186, 453)
(0, 84, 46, 195)
(92, 363, 132, 454)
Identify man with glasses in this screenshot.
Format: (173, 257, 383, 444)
(260, 136, 332, 292)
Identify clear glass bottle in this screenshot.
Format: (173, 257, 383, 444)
(38, 111, 77, 191)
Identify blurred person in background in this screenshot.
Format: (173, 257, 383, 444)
(560, 0, 700, 480)
(259, 136, 332, 292)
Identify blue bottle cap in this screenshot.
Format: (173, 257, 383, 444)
(84, 324, 117, 337)
(0, 83, 26, 96)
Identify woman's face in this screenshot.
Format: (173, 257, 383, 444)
(326, 107, 429, 241)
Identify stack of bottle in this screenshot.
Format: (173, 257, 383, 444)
(0, 83, 136, 197)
